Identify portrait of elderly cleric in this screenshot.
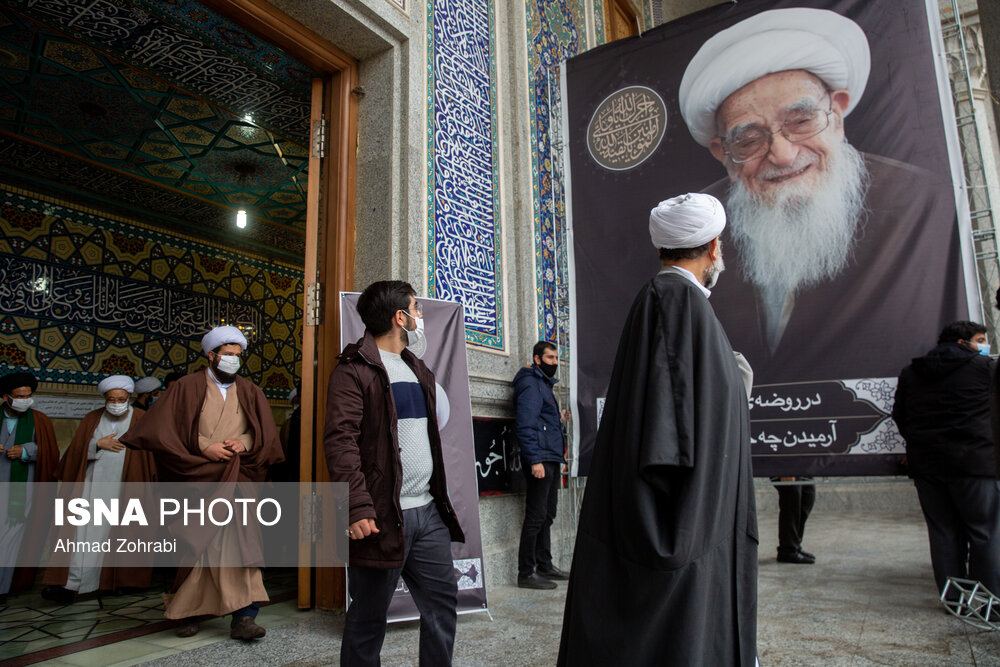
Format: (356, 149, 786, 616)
(679, 6, 967, 385)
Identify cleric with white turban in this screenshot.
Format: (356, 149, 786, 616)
(678, 8, 870, 147)
(201, 325, 248, 354)
(97, 375, 134, 396)
(134, 376, 161, 395)
(559, 192, 756, 663)
(649, 192, 726, 250)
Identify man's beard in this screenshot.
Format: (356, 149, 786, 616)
(727, 141, 870, 295)
(702, 242, 726, 289)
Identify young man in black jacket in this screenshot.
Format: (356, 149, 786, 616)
(892, 320, 1000, 599)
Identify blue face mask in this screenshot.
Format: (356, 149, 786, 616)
(978, 343, 991, 357)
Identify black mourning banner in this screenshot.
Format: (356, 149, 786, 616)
(567, 0, 972, 477)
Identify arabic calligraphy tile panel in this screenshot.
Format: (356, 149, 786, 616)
(426, 0, 503, 349)
(525, 0, 585, 347)
(0, 186, 302, 399)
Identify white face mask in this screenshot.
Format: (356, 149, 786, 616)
(105, 401, 129, 417)
(216, 355, 241, 375)
(402, 312, 426, 359)
(8, 397, 33, 413)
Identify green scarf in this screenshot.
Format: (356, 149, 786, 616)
(8, 408, 34, 522)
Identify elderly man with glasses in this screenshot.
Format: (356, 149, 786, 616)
(678, 8, 964, 387)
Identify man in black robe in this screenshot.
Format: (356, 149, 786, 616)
(559, 193, 757, 666)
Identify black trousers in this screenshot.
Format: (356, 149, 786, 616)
(913, 475, 1000, 598)
(518, 460, 560, 577)
(341, 502, 458, 667)
(776, 479, 815, 553)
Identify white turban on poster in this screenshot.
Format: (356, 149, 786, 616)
(649, 193, 726, 249)
(98, 375, 135, 395)
(435, 382, 451, 431)
(679, 8, 871, 146)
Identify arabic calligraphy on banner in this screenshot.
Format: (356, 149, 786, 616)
(0, 254, 262, 340)
(587, 86, 667, 171)
(749, 379, 904, 456)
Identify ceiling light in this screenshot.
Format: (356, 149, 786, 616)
(236, 209, 247, 229)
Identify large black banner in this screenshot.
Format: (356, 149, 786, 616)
(567, 0, 975, 477)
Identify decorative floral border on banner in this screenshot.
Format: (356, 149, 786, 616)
(426, 0, 503, 350)
(0, 185, 302, 399)
(594, 0, 606, 44)
(525, 0, 586, 346)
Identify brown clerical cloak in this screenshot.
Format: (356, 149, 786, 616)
(119, 370, 284, 596)
(42, 407, 157, 591)
(558, 272, 757, 666)
(9, 409, 59, 594)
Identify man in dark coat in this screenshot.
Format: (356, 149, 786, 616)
(559, 193, 757, 666)
(324, 280, 464, 667)
(0, 371, 59, 599)
(892, 320, 1000, 599)
(513, 340, 568, 590)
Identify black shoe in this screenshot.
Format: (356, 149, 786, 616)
(41, 586, 76, 604)
(776, 549, 815, 564)
(798, 548, 816, 560)
(537, 565, 570, 581)
(518, 573, 557, 590)
(176, 620, 201, 637)
(230, 616, 266, 641)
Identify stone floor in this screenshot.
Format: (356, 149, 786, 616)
(25, 505, 1000, 665)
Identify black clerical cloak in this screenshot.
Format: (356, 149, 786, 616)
(558, 272, 757, 666)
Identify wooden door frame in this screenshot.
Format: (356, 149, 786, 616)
(203, 0, 358, 610)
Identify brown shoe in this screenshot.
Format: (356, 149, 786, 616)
(230, 616, 266, 641)
(175, 620, 200, 637)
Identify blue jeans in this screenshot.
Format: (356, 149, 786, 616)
(341, 502, 458, 666)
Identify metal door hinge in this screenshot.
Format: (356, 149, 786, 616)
(300, 493, 323, 544)
(305, 282, 323, 326)
(311, 118, 326, 159)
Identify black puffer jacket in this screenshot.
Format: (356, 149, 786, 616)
(892, 342, 996, 478)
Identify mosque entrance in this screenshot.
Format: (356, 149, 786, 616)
(0, 0, 356, 662)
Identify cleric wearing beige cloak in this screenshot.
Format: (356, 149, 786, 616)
(121, 326, 283, 641)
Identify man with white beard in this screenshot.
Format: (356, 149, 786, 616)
(678, 8, 965, 384)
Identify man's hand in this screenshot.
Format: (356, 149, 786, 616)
(224, 438, 246, 455)
(561, 409, 571, 424)
(203, 442, 234, 462)
(347, 518, 379, 540)
(97, 434, 124, 452)
(531, 463, 545, 479)
(5, 445, 22, 460)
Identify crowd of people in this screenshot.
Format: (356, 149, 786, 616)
(2, 6, 996, 663)
(0, 325, 289, 641)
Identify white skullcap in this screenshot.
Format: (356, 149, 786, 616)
(649, 193, 726, 249)
(134, 376, 161, 394)
(98, 375, 134, 395)
(679, 8, 870, 147)
(201, 325, 248, 353)
(288, 388, 298, 401)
